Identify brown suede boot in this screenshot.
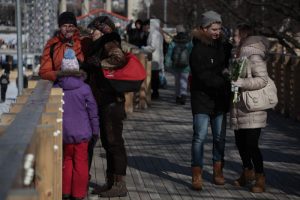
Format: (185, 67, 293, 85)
(91, 173, 114, 194)
(100, 175, 128, 197)
(233, 168, 255, 186)
(251, 173, 265, 193)
(192, 167, 202, 190)
(213, 162, 225, 185)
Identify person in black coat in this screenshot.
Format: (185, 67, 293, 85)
(84, 16, 128, 198)
(0, 72, 9, 102)
(189, 10, 231, 190)
(127, 19, 144, 48)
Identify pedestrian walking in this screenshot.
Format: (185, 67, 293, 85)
(189, 10, 231, 190)
(231, 23, 270, 193)
(59, 49, 99, 200)
(0, 72, 9, 103)
(142, 19, 165, 99)
(165, 24, 192, 105)
(84, 16, 128, 198)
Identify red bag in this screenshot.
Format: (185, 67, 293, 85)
(102, 53, 146, 93)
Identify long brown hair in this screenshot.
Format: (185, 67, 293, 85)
(235, 23, 254, 56)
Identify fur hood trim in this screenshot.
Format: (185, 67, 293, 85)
(191, 28, 222, 46)
(57, 70, 86, 79)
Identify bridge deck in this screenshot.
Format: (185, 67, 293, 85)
(88, 73, 300, 200)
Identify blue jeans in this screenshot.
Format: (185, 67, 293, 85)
(191, 113, 226, 167)
(174, 72, 189, 97)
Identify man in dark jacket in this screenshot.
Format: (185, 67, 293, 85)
(127, 19, 144, 48)
(189, 10, 231, 190)
(84, 16, 128, 198)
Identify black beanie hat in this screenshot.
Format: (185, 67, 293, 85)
(58, 11, 77, 27)
(88, 16, 115, 31)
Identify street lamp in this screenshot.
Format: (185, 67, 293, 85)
(145, 0, 153, 19)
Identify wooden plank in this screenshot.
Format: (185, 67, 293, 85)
(125, 92, 134, 114)
(0, 125, 8, 136)
(7, 189, 38, 200)
(40, 113, 57, 125)
(44, 103, 60, 113)
(50, 88, 63, 96)
(48, 95, 63, 104)
(28, 80, 37, 89)
(22, 89, 34, 96)
(137, 53, 148, 109)
(0, 80, 52, 200)
(15, 96, 29, 104)
(0, 113, 16, 125)
(9, 103, 24, 113)
(35, 124, 55, 200)
(145, 60, 152, 104)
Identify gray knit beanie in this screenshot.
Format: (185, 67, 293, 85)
(200, 10, 222, 28)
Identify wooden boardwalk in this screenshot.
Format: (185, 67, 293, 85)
(88, 74, 300, 200)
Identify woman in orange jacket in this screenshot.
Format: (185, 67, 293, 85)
(39, 11, 85, 81)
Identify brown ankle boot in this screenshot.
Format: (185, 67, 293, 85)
(213, 162, 225, 185)
(251, 173, 265, 193)
(192, 167, 202, 190)
(91, 173, 114, 194)
(233, 168, 255, 186)
(100, 175, 128, 197)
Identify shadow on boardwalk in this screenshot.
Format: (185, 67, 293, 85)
(89, 73, 300, 200)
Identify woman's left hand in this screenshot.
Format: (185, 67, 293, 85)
(232, 77, 244, 88)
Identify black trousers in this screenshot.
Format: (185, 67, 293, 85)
(99, 101, 127, 176)
(151, 70, 160, 95)
(1, 84, 8, 101)
(234, 128, 264, 173)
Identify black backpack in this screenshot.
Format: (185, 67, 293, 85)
(171, 42, 189, 68)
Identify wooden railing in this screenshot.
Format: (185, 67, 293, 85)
(0, 80, 63, 200)
(267, 53, 300, 121)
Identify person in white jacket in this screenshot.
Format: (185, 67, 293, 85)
(142, 19, 165, 99)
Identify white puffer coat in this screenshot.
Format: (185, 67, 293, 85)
(231, 36, 270, 130)
(142, 19, 164, 71)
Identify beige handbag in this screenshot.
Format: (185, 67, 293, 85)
(242, 61, 278, 111)
(242, 77, 278, 111)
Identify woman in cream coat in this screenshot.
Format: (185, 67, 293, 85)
(231, 23, 270, 193)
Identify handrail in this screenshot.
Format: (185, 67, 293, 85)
(0, 80, 52, 200)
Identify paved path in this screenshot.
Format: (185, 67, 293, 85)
(88, 73, 300, 200)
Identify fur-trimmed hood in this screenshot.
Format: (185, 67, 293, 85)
(191, 28, 222, 46)
(57, 70, 87, 90)
(239, 36, 270, 58)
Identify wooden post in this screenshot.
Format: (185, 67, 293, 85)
(35, 125, 55, 200)
(9, 103, 24, 113)
(36, 87, 63, 200)
(28, 80, 37, 89)
(15, 96, 29, 104)
(0, 125, 8, 136)
(137, 53, 148, 109)
(0, 113, 16, 125)
(125, 92, 134, 113)
(146, 59, 152, 104)
(48, 88, 63, 200)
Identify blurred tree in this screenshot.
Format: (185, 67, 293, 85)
(138, 0, 300, 54)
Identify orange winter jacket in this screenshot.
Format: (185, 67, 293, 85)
(39, 31, 84, 81)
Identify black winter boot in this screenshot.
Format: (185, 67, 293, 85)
(100, 175, 128, 197)
(91, 173, 114, 194)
